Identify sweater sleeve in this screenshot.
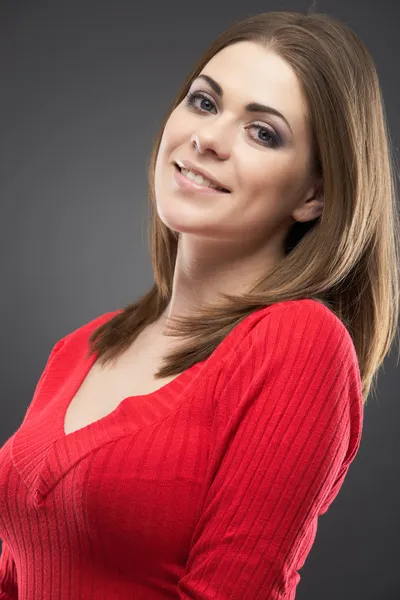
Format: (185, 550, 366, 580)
(0, 542, 18, 599)
(0, 338, 67, 600)
(177, 301, 363, 600)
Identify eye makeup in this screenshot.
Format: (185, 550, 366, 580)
(185, 90, 284, 149)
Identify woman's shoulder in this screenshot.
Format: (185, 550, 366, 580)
(223, 298, 355, 359)
(56, 308, 123, 350)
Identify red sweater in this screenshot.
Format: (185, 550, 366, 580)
(0, 299, 363, 599)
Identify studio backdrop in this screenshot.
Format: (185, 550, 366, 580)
(0, 1, 399, 599)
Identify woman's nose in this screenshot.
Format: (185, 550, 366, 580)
(190, 126, 231, 160)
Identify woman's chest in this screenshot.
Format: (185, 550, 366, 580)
(1, 391, 212, 578)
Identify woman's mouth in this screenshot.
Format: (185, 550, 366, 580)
(174, 163, 230, 194)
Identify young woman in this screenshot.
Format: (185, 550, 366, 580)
(0, 9, 398, 600)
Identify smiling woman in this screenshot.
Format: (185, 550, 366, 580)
(154, 41, 318, 255)
(0, 8, 399, 600)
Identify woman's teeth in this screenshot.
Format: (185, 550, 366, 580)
(179, 167, 227, 192)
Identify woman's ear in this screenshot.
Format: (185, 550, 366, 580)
(292, 180, 324, 223)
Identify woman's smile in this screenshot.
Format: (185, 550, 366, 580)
(173, 163, 231, 196)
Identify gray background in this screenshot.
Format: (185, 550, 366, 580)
(0, 1, 399, 598)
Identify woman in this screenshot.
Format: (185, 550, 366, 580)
(0, 9, 398, 600)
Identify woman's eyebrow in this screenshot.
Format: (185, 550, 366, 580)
(194, 73, 294, 136)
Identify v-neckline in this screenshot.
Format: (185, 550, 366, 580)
(10, 342, 205, 506)
(10, 302, 264, 506)
(58, 346, 202, 440)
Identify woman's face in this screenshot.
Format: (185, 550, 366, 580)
(154, 41, 321, 250)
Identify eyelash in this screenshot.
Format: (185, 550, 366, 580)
(185, 91, 283, 149)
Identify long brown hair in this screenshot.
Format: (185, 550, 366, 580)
(88, 10, 400, 405)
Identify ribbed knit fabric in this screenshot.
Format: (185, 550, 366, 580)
(0, 299, 363, 599)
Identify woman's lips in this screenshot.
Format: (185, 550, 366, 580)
(173, 164, 230, 195)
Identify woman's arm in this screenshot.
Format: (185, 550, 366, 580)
(0, 542, 18, 600)
(177, 301, 363, 599)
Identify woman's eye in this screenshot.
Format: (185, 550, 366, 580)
(249, 125, 282, 149)
(185, 91, 216, 113)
